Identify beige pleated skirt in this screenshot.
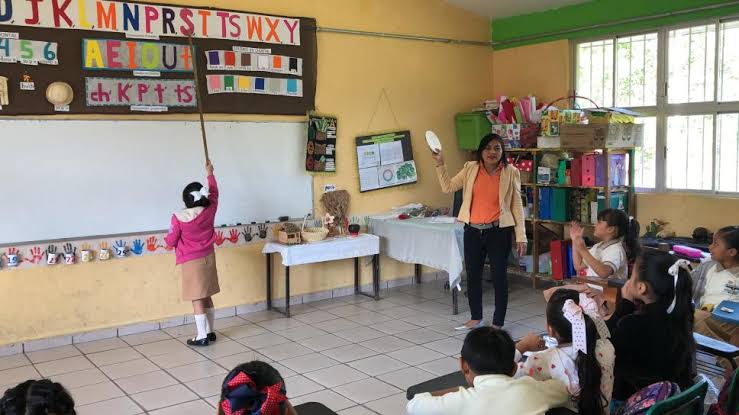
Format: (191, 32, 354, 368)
(180, 252, 221, 301)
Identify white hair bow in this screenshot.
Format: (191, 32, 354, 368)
(562, 299, 588, 354)
(190, 187, 209, 202)
(666, 259, 690, 314)
(578, 293, 610, 340)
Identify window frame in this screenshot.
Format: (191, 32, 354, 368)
(571, 16, 739, 196)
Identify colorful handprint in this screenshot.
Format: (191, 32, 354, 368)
(258, 224, 268, 239)
(113, 240, 127, 257)
(132, 239, 144, 255)
(242, 226, 254, 243)
(227, 229, 239, 244)
(146, 236, 162, 252)
(215, 231, 226, 246)
(27, 247, 43, 264)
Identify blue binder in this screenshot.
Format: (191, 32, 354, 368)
(539, 188, 552, 220)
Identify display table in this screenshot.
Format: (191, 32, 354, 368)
(262, 234, 380, 317)
(369, 216, 464, 314)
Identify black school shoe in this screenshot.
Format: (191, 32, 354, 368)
(208, 332, 217, 342)
(187, 337, 209, 347)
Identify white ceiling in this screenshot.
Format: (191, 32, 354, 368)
(445, 0, 591, 19)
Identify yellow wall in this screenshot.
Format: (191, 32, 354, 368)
(1, 0, 493, 345)
(491, 39, 739, 237)
(493, 40, 571, 104)
(636, 193, 739, 236)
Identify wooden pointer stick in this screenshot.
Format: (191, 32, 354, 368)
(186, 32, 210, 163)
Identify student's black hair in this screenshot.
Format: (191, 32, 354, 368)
(218, 361, 286, 415)
(461, 327, 515, 375)
(716, 226, 739, 254)
(635, 250, 696, 388)
(0, 379, 76, 415)
(547, 289, 605, 415)
(597, 208, 640, 262)
(476, 134, 508, 166)
(182, 181, 211, 209)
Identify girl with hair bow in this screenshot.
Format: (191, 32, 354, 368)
(514, 289, 615, 415)
(217, 361, 296, 415)
(165, 160, 221, 346)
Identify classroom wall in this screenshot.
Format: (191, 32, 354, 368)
(490, 39, 739, 237)
(0, 0, 493, 345)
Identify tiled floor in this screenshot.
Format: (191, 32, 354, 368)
(0, 280, 550, 415)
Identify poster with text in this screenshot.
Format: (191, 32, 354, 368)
(306, 114, 337, 172)
(356, 130, 416, 192)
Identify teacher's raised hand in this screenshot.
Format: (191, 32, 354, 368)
(431, 150, 444, 167)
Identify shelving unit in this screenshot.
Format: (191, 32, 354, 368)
(508, 147, 637, 287)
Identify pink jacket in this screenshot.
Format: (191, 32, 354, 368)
(165, 174, 219, 265)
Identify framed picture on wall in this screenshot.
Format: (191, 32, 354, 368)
(306, 114, 337, 172)
(355, 130, 417, 192)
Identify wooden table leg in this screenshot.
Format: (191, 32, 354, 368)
(266, 253, 272, 310)
(415, 264, 422, 284)
(452, 285, 459, 315)
(356, 256, 381, 301)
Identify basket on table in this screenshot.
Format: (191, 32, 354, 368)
(300, 216, 328, 243)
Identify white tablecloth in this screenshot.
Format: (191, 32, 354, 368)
(369, 217, 465, 288)
(262, 234, 380, 267)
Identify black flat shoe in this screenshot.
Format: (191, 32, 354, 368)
(187, 337, 209, 347)
(208, 332, 217, 342)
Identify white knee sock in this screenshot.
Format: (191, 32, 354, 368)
(205, 308, 215, 333)
(194, 314, 208, 340)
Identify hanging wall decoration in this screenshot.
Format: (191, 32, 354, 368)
(205, 74, 301, 97)
(306, 114, 337, 173)
(205, 49, 302, 75)
(82, 39, 194, 73)
(0, 0, 316, 115)
(356, 131, 417, 192)
(0, 36, 58, 65)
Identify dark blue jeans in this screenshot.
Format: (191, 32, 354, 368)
(463, 225, 513, 326)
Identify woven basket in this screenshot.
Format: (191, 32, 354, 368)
(301, 227, 328, 243)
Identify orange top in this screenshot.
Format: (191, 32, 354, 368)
(469, 164, 501, 224)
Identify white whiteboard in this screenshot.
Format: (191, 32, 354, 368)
(0, 120, 312, 244)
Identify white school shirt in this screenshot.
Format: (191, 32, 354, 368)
(406, 374, 569, 415)
(584, 238, 627, 280)
(514, 340, 616, 413)
(702, 263, 739, 307)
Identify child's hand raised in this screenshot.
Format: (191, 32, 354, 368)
(206, 160, 214, 175)
(569, 221, 585, 240)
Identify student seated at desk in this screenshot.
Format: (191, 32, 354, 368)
(514, 289, 615, 414)
(406, 327, 569, 415)
(606, 250, 696, 411)
(692, 226, 739, 348)
(570, 209, 640, 282)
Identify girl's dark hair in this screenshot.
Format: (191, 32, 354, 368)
(597, 208, 640, 262)
(0, 379, 76, 415)
(461, 327, 515, 376)
(716, 226, 739, 253)
(218, 361, 286, 415)
(182, 181, 211, 209)
(635, 250, 696, 388)
(476, 134, 508, 166)
(547, 289, 605, 415)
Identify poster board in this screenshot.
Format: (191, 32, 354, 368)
(306, 114, 337, 172)
(0, 0, 316, 115)
(356, 130, 417, 192)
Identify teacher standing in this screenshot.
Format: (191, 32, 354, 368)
(432, 133, 527, 330)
